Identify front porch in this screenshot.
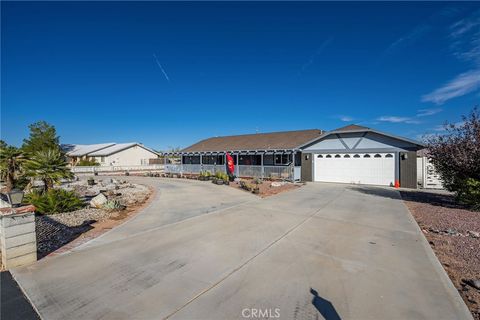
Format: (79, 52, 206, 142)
(163, 151, 302, 181)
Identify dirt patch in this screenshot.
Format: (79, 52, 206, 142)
(401, 190, 480, 319)
(228, 179, 302, 197)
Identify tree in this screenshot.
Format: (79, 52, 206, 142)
(0, 143, 23, 192)
(22, 121, 61, 155)
(23, 148, 73, 192)
(426, 107, 480, 209)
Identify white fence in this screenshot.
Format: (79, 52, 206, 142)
(71, 164, 164, 174)
(417, 157, 443, 189)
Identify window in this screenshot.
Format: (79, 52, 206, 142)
(263, 154, 274, 166)
(238, 154, 261, 165)
(374, 154, 382, 158)
(201, 155, 224, 165)
(344, 154, 350, 158)
(385, 154, 393, 158)
(317, 154, 323, 158)
(274, 153, 292, 165)
(335, 154, 341, 158)
(183, 155, 201, 164)
(353, 154, 360, 158)
(326, 154, 332, 158)
(100, 156, 105, 163)
(364, 154, 371, 158)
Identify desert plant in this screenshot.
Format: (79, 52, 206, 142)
(102, 199, 125, 211)
(252, 177, 262, 185)
(426, 107, 480, 209)
(23, 148, 73, 192)
(25, 189, 84, 214)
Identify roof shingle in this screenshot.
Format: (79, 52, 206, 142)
(181, 129, 323, 152)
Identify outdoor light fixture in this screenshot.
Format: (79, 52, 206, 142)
(6, 189, 25, 208)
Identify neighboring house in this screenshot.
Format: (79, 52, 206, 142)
(64, 143, 159, 166)
(164, 125, 425, 188)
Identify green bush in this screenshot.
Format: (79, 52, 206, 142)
(215, 171, 229, 182)
(456, 178, 480, 210)
(76, 159, 100, 166)
(25, 189, 84, 214)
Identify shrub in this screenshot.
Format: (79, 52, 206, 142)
(456, 178, 480, 210)
(426, 107, 480, 210)
(25, 189, 84, 214)
(215, 171, 229, 182)
(103, 199, 125, 211)
(76, 159, 100, 166)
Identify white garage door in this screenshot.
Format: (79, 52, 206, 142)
(314, 153, 395, 186)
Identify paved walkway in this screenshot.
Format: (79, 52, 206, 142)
(12, 178, 472, 320)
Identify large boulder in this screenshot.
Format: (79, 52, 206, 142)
(90, 193, 108, 208)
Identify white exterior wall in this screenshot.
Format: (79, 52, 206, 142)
(95, 146, 158, 166)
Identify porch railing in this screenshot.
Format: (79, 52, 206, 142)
(164, 164, 297, 181)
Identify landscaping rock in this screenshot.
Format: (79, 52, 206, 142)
(90, 193, 108, 208)
(468, 231, 480, 239)
(105, 183, 119, 190)
(271, 181, 284, 188)
(463, 279, 480, 291)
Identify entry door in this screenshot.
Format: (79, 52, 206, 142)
(314, 153, 395, 186)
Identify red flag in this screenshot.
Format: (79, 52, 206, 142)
(226, 152, 235, 175)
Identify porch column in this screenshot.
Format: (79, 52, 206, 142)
(395, 151, 400, 188)
(261, 153, 264, 178)
(292, 151, 296, 181)
(200, 154, 203, 172)
(236, 153, 240, 177)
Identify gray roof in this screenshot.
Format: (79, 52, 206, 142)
(64, 142, 159, 157)
(300, 124, 425, 149)
(64, 143, 115, 157)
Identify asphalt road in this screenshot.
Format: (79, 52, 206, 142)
(11, 178, 472, 320)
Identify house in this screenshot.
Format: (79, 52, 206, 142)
(163, 125, 425, 188)
(64, 142, 160, 166)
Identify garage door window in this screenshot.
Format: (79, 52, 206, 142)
(335, 154, 341, 158)
(353, 154, 360, 158)
(364, 154, 371, 158)
(385, 154, 393, 158)
(344, 154, 350, 158)
(326, 155, 332, 158)
(317, 155, 323, 158)
(374, 154, 382, 158)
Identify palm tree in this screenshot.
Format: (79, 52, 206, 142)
(0, 145, 23, 192)
(23, 148, 73, 192)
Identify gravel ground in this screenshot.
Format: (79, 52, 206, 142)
(35, 180, 150, 259)
(401, 189, 480, 320)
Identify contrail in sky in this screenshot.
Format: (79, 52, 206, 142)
(153, 53, 170, 82)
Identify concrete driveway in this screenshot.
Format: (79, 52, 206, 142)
(12, 178, 472, 320)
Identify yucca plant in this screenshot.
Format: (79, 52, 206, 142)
(23, 148, 73, 192)
(25, 189, 84, 214)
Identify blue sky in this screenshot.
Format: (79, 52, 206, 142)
(1, 2, 479, 151)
